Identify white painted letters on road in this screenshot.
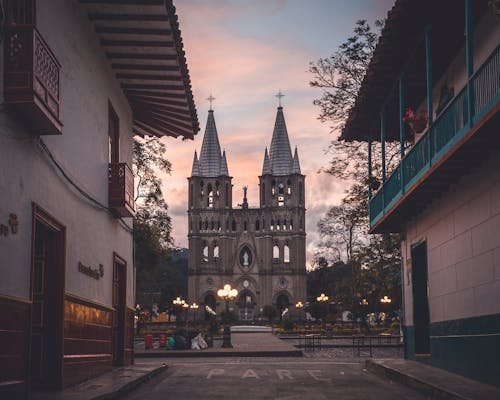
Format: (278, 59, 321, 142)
(242, 369, 260, 379)
(276, 370, 294, 380)
(207, 369, 225, 379)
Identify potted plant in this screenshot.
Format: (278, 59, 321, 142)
(403, 108, 428, 134)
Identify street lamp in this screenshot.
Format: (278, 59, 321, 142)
(217, 283, 238, 348)
(190, 303, 199, 322)
(380, 295, 392, 304)
(295, 301, 304, 323)
(173, 296, 186, 323)
(317, 293, 329, 332)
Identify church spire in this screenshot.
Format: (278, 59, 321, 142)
(199, 109, 223, 177)
(268, 103, 293, 176)
(221, 150, 229, 176)
(292, 146, 301, 174)
(262, 147, 272, 175)
(191, 150, 200, 176)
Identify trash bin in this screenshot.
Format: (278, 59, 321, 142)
(159, 333, 167, 348)
(145, 333, 153, 349)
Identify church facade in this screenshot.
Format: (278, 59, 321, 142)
(187, 104, 306, 321)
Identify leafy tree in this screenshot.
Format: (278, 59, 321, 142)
(133, 137, 173, 248)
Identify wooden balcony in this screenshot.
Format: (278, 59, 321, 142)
(4, 25, 62, 135)
(108, 163, 135, 218)
(369, 45, 500, 233)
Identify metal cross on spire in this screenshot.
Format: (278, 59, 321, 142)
(207, 94, 216, 110)
(275, 90, 284, 107)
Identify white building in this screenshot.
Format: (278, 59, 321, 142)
(0, 0, 197, 396)
(341, 0, 500, 387)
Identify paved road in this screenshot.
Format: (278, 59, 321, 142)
(123, 357, 425, 400)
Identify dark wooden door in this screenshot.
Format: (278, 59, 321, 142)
(112, 257, 126, 366)
(31, 219, 64, 389)
(411, 241, 431, 355)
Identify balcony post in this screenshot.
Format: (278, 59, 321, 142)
(425, 26, 433, 126)
(399, 75, 405, 194)
(368, 136, 372, 199)
(465, 0, 474, 123)
(380, 111, 386, 183)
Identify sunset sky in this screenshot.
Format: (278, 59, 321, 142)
(163, 0, 394, 268)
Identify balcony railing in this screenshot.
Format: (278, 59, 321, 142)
(4, 25, 62, 135)
(109, 163, 135, 218)
(370, 45, 500, 226)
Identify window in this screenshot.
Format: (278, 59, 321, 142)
(200, 181, 204, 196)
(217, 220, 221, 231)
(108, 102, 119, 163)
(213, 242, 219, 261)
(255, 219, 260, 231)
(215, 181, 220, 196)
(273, 244, 280, 262)
(270, 219, 274, 231)
(283, 219, 287, 230)
(278, 196, 284, 207)
(276, 220, 280, 230)
(287, 179, 292, 195)
(271, 180, 276, 195)
(278, 182, 284, 195)
(226, 219, 229, 231)
(211, 220, 214, 230)
(284, 244, 290, 263)
(198, 220, 202, 230)
(232, 220, 236, 231)
(202, 242, 208, 262)
(204, 219, 208, 230)
(207, 183, 213, 208)
(290, 219, 293, 230)
(244, 221, 247, 231)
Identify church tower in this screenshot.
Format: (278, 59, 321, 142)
(188, 95, 306, 320)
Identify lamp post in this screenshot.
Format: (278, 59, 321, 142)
(217, 283, 238, 348)
(295, 301, 304, 323)
(190, 303, 199, 322)
(173, 296, 186, 324)
(317, 293, 329, 332)
(380, 295, 392, 326)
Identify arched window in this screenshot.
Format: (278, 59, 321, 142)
(211, 219, 215, 230)
(273, 244, 280, 262)
(287, 179, 292, 195)
(278, 182, 284, 195)
(217, 220, 221, 231)
(204, 219, 208, 230)
(284, 244, 290, 263)
(290, 219, 293, 230)
(271, 180, 276, 195)
(215, 181, 220, 196)
(232, 220, 236, 231)
(202, 242, 208, 262)
(199, 220, 202, 230)
(226, 219, 229, 231)
(213, 242, 219, 260)
(255, 219, 260, 231)
(276, 219, 280, 230)
(262, 219, 265, 230)
(270, 219, 274, 231)
(200, 180, 204, 196)
(283, 219, 287, 230)
(244, 220, 247, 231)
(207, 183, 214, 208)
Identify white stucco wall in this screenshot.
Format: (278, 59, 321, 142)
(401, 154, 500, 325)
(0, 0, 135, 308)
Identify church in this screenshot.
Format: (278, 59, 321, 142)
(187, 98, 306, 321)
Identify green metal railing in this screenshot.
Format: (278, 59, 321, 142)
(369, 45, 500, 226)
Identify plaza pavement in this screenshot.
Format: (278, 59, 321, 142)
(31, 331, 500, 400)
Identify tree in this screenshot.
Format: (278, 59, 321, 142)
(133, 137, 173, 248)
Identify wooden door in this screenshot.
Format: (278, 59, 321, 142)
(411, 241, 431, 355)
(30, 211, 65, 389)
(112, 255, 126, 366)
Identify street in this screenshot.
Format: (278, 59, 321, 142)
(123, 357, 425, 400)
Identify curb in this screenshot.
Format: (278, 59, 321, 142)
(92, 364, 168, 400)
(365, 359, 468, 400)
(135, 350, 303, 358)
